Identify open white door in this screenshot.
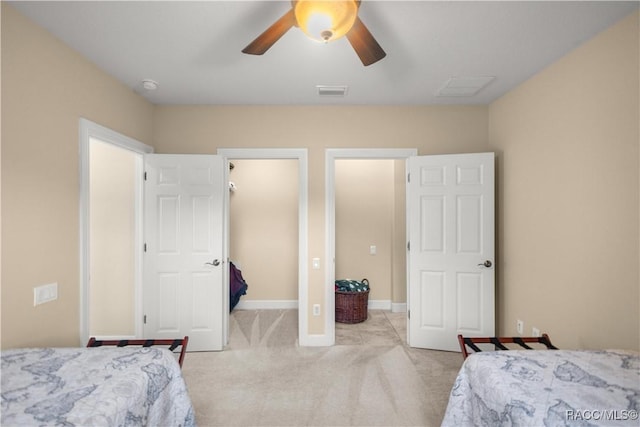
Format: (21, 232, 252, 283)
(143, 154, 226, 351)
(407, 153, 495, 351)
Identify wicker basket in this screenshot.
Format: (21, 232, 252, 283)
(335, 290, 369, 324)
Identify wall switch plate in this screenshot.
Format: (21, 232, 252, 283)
(516, 319, 524, 335)
(532, 327, 541, 337)
(369, 245, 377, 255)
(34, 282, 58, 306)
(312, 258, 320, 269)
(313, 304, 321, 316)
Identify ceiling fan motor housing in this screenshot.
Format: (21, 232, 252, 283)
(294, 0, 359, 42)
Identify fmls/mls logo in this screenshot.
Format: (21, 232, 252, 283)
(566, 409, 638, 422)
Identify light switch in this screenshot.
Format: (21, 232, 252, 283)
(370, 245, 377, 255)
(312, 258, 320, 269)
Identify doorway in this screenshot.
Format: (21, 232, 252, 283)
(335, 159, 400, 309)
(218, 148, 309, 346)
(326, 149, 417, 344)
(79, 119, 153, 344)
(228, 159, 299, 309)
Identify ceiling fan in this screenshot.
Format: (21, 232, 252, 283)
(242, 0, 386, 66)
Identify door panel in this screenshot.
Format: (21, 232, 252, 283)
(408, 153, 494, 351)
(144, 154, 225, 351)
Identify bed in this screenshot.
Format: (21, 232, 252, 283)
(442, 349, 640, 427)
(1, 346, 196, 426)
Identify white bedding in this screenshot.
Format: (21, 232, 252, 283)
(1, 346, 196, 426)
(442, 349, 639, 427)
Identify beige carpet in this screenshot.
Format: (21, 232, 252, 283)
(181, 310, 462, 427)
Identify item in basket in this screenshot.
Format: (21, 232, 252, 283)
(335, 278, 369, 292)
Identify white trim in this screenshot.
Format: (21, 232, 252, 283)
(325, 148, 417, 346)
(391, 302, 407, 313)
(299, 334, 333, 347)
(217, 148, 309, 346)
(79, 118, 153, 346)
(368, 300, 392, 310)
(234, 300, 298, 310)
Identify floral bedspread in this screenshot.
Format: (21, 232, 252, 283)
(1, 346, 196, 426)
(442, 349, 639, 427)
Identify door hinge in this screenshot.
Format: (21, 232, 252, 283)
(408, 310, 410, 319)
(144, 171, 147, 181)
(407, 241, 410, 251)
(143, 243, 147, 252)
(143, 315, 147, 324)
(407, 173, 410, 183)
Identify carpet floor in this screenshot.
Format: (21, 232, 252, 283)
(181, 309, 462, 426)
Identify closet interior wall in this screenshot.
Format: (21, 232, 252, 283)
(229, 159, 299, 304)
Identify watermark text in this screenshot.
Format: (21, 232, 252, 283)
(566, 409, 638, 422)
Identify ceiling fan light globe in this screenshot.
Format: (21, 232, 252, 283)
(295, 0, 358, 43)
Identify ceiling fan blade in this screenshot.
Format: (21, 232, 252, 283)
(242, 9, 296, 55)
(346, 16, 386, 66)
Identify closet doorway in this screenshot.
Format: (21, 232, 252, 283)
(335, 159, 402, 311)
(79, 119, 153, 342)
(228, 159, 299, 307)
(326, 149, 417, 344)
(218, 149, 309, 346)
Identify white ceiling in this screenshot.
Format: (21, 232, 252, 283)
(10, 1, 638, 105)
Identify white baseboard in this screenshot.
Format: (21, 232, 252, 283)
(391, 302, 407, 313)
(368, 299, 392, 310)
(234, 299, 298, 310)
(235, 299, 406, 313)
(298, 333, 333, 346)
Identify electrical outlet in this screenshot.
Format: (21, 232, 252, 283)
(516, 319, 524, 335)
(532, 327, 541, 337)
(313, 304, 321, 316)
(34, 282, 58, 306)
(369, 245, 377, 255)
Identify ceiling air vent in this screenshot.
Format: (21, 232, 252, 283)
(317, 85, 348, 97)
(436, 76, 495, 97)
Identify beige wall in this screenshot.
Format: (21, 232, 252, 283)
(152, 105, 488, 333)
(336, 159, 395, 302)
(1, 4, 154, 348)
(229, 159, 298, 301)
(5, 2, 635, 351)
(488, 11, 639, 350)
(89, 140, 136, 336)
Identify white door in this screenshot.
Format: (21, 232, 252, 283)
(407, 153, 495, 351)
(143, 154, 227, 351)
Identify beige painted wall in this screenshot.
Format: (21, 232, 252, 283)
(336, 159, 395, 302)
(7, 2, 634, 351)
(229, 159, 298, 301)
(488, 11, 639, 350)
(152, 105, 488, 333)
(392, 159, 407, 304)
(1, 4, 154, 348)
(89, 140, 136, 336)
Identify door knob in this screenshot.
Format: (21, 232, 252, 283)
(205, 259, 221, 267)
(478, 260, 492, 268)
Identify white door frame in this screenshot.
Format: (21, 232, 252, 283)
(217, 148, 309, 346)
(325, 148, 417, 345)
(78, 118, 153, 345)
